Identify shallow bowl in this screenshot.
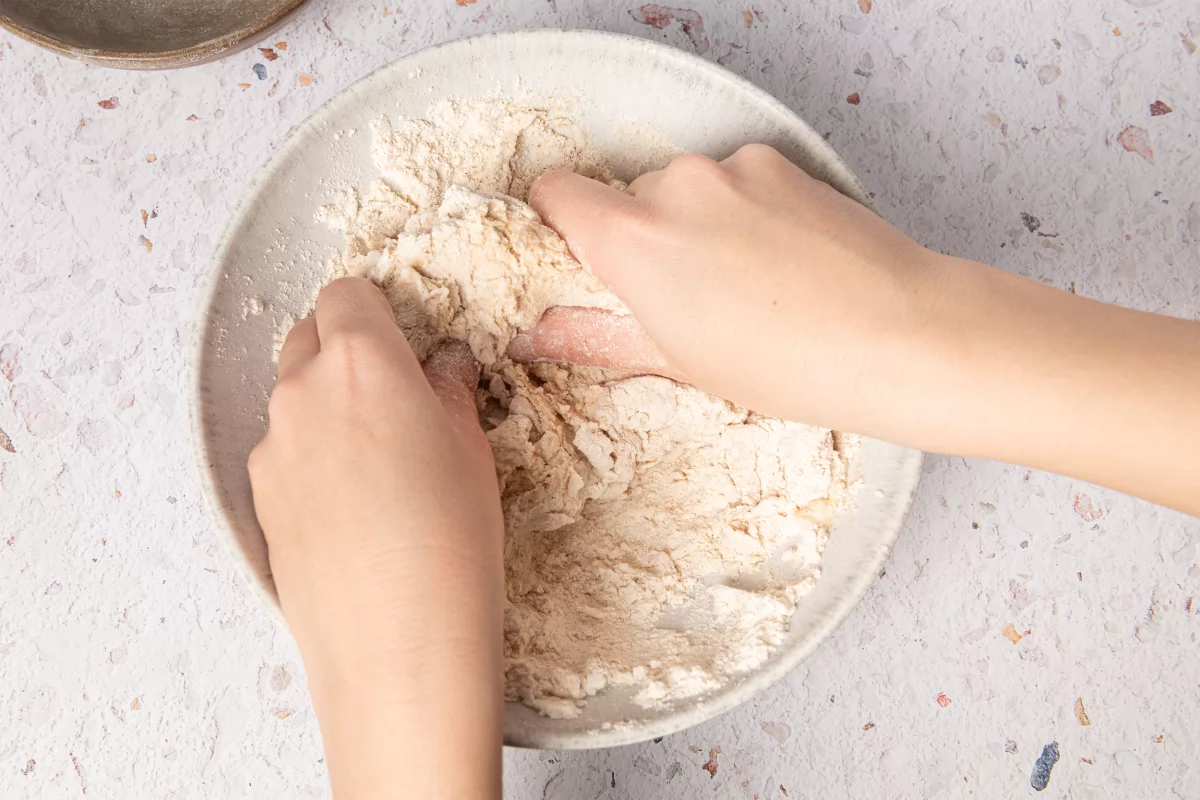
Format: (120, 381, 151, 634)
(188, 29, 922, 749)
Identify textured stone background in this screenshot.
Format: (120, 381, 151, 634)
(2, 1, 1198, 798)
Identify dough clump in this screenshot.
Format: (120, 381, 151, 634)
(320, 98, 856, 718)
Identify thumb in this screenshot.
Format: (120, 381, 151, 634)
(422, 340, 483, 438)
(528, 171, 642, 287)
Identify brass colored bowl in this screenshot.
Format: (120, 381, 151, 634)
(0, 0, 309, 69)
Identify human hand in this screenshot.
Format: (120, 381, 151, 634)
(515, 147, 1200, 516)
(248, 277, 503, 799)
(514, 144, 942, 438)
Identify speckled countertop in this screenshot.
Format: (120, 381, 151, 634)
(1, 1, 1198, 798)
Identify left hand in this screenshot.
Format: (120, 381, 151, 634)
(248, 277, 504, 800)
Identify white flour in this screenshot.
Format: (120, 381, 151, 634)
(318, 98, 856, 719)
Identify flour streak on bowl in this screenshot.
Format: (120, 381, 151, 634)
(188, 29, 922, 749)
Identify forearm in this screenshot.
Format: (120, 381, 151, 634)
(309, 612, 504, 799)
(314, 660, 502, 800)
(882, 255, 1200, 516)
(282, 537, 505, 800)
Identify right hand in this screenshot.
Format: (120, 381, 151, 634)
(514, 147, 1200, 518)
(514, 144, 946, 436)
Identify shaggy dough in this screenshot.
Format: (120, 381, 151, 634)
(319, 98, 856, 718)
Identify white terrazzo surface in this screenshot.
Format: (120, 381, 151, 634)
(2, 1, 1199, 797)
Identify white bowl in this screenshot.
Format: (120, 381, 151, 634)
(188, 29, 922, 750)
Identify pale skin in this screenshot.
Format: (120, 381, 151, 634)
(248, 144, 1200, 798)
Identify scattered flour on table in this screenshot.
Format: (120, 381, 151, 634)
(316, 97, 857, 718)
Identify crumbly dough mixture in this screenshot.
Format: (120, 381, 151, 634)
(319, 98, 856, 719)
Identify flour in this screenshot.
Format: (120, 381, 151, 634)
(318, 97, 857, 719)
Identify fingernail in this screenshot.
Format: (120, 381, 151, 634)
(507, 333, 536, 363)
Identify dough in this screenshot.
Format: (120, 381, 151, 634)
(319, 98, 856, 718)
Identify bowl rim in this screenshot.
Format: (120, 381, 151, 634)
(0, 0, 309, 70)
(187, 27, 923, 750)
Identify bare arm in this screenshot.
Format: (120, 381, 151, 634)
(893, 256, 1200, 515)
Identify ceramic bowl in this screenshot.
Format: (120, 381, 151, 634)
(0, 0, 308, 69)
(189, 29, 922, 749)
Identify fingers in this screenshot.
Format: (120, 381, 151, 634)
(528, 171, 643, 283)
(313, 276, 424, 380)
(506, 306, 683, 381)
(278, 316, 319, 380)
(423, 339, 484, 436)
(314, 276, 398, 343)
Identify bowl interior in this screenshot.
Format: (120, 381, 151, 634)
(190, 30, 922, 749)
(0, 0, 302, 55)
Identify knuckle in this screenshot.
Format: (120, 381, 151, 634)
(319, 275, 368, 302)
(281, 316, 315, 348)
(726, 145, 793, 186)
(663, 153, 737, 195)
(265, 379, 300, 422)
(246, 441, 269, 480)
(315, 278, 349, 310)
(666, 153, 723, 180)
(733, 142, 782, 164)
(317, 276, 387, 320)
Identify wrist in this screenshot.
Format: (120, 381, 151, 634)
(310, 632, 503, 800)
(851, 250, 1009, 453)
